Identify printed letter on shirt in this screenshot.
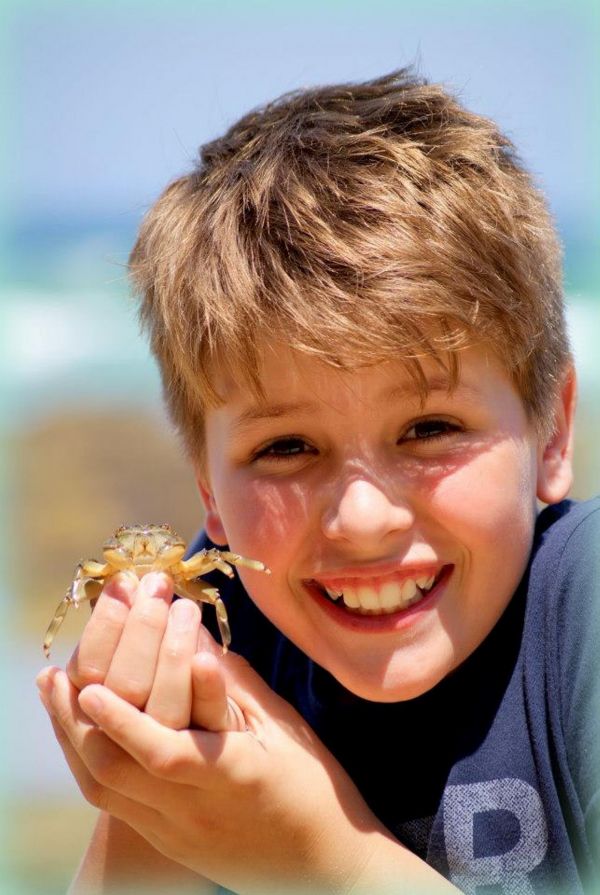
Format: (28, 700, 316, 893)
(443, 778, 548, 894)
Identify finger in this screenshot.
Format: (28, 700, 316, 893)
(67, 572, 138, 690)
(41, 688, 158, 822)
(104, 572, 173, 708)
(190, 650, 245, 732)
(145, 599, 202, 729)
(79, 683, 255, 787)
(218, 650, 274, 727)
(44, 669, 189, 811)
(49, 705, 163, 832)
(36, 664, 59, 694)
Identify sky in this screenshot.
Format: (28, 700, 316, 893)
(7, 1, 598, 239)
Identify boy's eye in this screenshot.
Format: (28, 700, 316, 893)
(401, 418, 462, 442)
(253, 437, 315, 461)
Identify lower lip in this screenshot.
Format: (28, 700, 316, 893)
(304, 566, 453, 633)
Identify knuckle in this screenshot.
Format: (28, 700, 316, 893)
(162, 641, 189, 663)
(148, 745, 186, 779)
(147, 705, 184, 731)
(69, 660, 106, 689)
(134, 605, 168, 635)
(148, 748, 175, 777)
(111, 679, 148, 709)
(66, 647, 96, 689)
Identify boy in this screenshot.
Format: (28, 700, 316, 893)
(38, 69, 599, 894)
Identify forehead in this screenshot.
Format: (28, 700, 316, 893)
(214, 340, 511, 418)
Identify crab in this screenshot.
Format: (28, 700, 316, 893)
(43, 523, 270, 658)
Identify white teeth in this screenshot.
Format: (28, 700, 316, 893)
(401, 579, 418, 602)
(319, 572, 440, 615)
(380, 581, 402, 610)
(416, 574, 435, 590)
(341, 586, 360, 609)
(325, 586, 343, 600)
(356, 586, 380, 610)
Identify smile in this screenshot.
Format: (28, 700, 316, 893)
(307, 567, 447, 616)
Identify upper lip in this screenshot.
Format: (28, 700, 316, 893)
(307, 560, 448, 586)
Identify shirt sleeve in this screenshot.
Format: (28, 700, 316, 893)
(555, 502, 600, 875)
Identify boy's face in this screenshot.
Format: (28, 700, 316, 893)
(198, 341, 574, 702)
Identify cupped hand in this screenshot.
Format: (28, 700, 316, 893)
(65, 570, 175, 705)
(37, 577, 456, 894)
(53, 570, 244, 732)
(37, 654, 397, 895)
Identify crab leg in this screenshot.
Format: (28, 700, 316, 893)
(43, 561, 110, 658)
(180, 548, 270, 581)
(173, 578, 232, 652)
(218, 550, 270, 573)
(43, 597, 71, 659)
(43, 577, 104, 657)
(180, 550, 235, 579)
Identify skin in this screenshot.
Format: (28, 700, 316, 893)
(198, 343, 576, 701)
(37, 341, 576, 894)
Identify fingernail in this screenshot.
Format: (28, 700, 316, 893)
(141, 571, 172, 599)
(170, 598, 197, 631)
(104, 571, 137, 603)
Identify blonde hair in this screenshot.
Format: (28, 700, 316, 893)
(130, 68, 570, 459)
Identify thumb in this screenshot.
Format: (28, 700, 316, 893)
(190, 650, 247, 732)
(219, 649, 298, 728)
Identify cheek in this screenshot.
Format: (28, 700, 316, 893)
(425, 440, 537, 547)
(217, 476, 311, 556)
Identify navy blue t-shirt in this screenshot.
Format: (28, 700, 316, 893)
(193, 498, 600, 894)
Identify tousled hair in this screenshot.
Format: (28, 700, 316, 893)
(130, 68, 570, 459)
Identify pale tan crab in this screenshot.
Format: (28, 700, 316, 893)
(43, 523, 269, 658)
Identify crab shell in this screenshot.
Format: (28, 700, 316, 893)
(43, 523, 269, 657)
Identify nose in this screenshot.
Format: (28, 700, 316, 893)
(322, 476, 415, 549)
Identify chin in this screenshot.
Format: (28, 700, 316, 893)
(324, 655, 452, 703)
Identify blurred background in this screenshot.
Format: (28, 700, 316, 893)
(2, 0, 598, 891)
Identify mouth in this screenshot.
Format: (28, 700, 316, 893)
(305, 565, 452, 617)
(133, 555, 158, 566)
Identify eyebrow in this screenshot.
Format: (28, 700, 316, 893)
(232, 400, 318, 431)
(387, 375, 483, 402)
(231, 375, 481, 431)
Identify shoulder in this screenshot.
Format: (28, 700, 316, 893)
(523, 496, 600, 655)
(526, 496, 600, 670)
(527, 499, 600, 849)
(530, 496, 600, 585)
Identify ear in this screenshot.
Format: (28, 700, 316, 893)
(195, 474, 228, 546)
(536, 364, 577, 504)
